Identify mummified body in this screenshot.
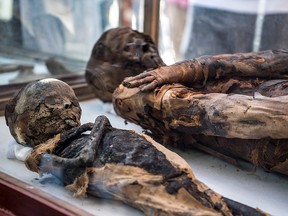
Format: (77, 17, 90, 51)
(25, 115, 267, 216)
(5, 78, 266, 215)
(113, 49, 288, 176)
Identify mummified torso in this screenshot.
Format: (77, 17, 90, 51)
(51, 127, 181, 185)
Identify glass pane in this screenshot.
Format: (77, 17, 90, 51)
(159, 0, 288, 64)
(0, 0, 144, 85)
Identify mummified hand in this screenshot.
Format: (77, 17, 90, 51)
(25, 116, 110, 183)
(123, 61, 198, 91)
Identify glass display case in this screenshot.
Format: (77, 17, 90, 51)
(0, 0, 156, 114)
(0, 1, 288, 215)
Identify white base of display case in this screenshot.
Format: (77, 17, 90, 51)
(0, 99, 287, 216)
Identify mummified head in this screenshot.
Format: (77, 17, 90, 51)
(5, 78, 81, 147)
(85, 27, 165, 102)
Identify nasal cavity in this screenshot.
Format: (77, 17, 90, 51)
(64, 103, 72, 109)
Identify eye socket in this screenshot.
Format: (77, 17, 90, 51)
(142, 44, 149, 52)
(72, 100, 80, 107)
(45, 96, 71, 109)
(45, 96, 56, 106)
(124, 45, 130, 52)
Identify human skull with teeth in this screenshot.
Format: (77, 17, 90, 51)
(5, 78, 81, 147)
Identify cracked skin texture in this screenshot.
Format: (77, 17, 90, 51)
(5, 78, 81, 147)
(25, 116, 267, 216)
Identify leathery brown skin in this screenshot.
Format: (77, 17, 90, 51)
(85, 27, 165, 102)
(5, 78, 81, 147)
(116, 49, 288, 176)
(25, 115, 268, 216)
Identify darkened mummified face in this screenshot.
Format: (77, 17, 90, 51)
(85, 27, 165, 102)
(5, 78, 82, 147)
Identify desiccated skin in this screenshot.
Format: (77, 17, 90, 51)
(114, 49, 288, 176)
(5, 78, 81, 147)
(123, 49, 288, 91)
(25, 115, 267, 216)
(85, 27, 165, 102)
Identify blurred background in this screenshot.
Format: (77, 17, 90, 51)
(0, 0, 288, 83)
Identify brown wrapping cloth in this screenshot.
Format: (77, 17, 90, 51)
(113, 83, 288, 176)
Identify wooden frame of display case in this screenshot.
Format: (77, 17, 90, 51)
(0, 172, 92, 216)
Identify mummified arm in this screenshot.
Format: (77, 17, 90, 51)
(25, 116, 110, 178)
(25, 123, 93, 173)
(123, 49, 288, 91)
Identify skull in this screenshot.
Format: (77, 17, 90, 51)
(85, 27, 165, 102)
(5, 78, 81, 147)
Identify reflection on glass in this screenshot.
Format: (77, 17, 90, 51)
(159, 0, 288, 64)
(0, 0, 144, 84)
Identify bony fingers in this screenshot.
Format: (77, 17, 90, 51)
(124, 75, 155, 88)
(123, 75, 144, 87)
(122, 71, 154, 85)
(122, 80, 132, 87)
(122, 78, 137, 87)
(123, 76, 136, 83)
(140, 80, 159, 91)
(138, 83, 148, 91)
(124, 72, 150, 82)
(139, 75, 155, 83)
